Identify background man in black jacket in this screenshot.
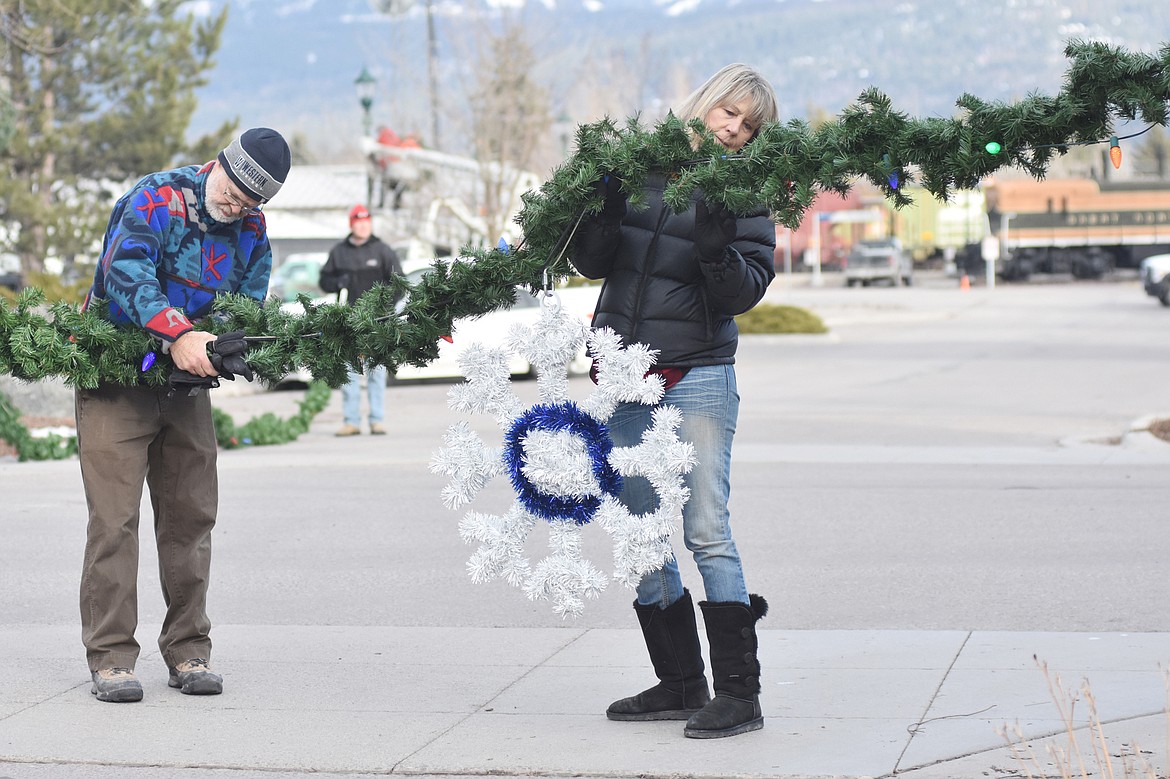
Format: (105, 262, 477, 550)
(319, 204, 404, 436)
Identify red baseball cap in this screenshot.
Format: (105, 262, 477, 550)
(349, 204, 371, 224)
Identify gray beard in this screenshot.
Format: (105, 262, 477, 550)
(206, 200, 243, 225)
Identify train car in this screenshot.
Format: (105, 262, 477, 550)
(983, 178, 1170, 280)
(890, 186, 986, 265)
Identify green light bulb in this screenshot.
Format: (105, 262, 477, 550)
(985, 141, 1002, 155)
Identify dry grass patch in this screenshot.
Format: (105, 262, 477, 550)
(1149, 418, 1170, 444)
(998, 658, 1168, 779)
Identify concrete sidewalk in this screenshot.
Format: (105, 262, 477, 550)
(1, 623, 1167, 778)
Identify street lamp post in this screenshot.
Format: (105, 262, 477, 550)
(354, 66, 377, 138)
(355, 66, 377, 207)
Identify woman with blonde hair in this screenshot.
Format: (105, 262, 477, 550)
(675, 62, 780, 149)
(571, 63, 778, 739)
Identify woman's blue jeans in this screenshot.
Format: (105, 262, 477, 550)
(606, 364, 749, 608)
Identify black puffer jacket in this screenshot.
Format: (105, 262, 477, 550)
(571, 173, 776, 367)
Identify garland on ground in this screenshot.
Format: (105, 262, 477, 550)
(2, 40, 1167, 389)
(211, 380, 332, 449)
(0, 392, 78, 462)
(0, 381, 331, 461)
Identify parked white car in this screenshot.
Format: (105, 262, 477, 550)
(0, 252, 22, 292)
(270, 253, 597, 386)
(393, 262, 596, 381)
(1140, 253, 1170, 307)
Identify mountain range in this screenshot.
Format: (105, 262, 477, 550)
(185, 0, 1170, 165)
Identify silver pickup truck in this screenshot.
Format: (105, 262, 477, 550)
(843, 238, 913, 287)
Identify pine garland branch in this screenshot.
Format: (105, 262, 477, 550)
(3, 40, 1168, 387)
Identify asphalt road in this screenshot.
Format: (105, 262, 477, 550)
(3, 273, 1170, 779)
(4, 274, 1169, 633)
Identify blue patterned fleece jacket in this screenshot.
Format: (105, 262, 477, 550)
(83, 160, 273, 342)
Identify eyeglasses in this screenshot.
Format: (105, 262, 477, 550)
(221, 184, 262, 215)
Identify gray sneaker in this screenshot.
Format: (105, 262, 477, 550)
(91, 667, 143, 703)
(167, 658, 223, 695)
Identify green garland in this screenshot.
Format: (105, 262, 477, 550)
(211, 380, 331, 449)
(0, 381, 331, 461)
(0, 392, 78, 462)
(3, 39, 1168, 389)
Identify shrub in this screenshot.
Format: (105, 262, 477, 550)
(736, 303, 827, 335)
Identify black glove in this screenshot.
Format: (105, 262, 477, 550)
(167, 369, 219, 396)
(208, 330, 254, 382)
(593, 173, 626, 225)
(694, 200, 737, 263)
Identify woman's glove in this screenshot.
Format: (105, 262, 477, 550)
(593, 173, 626, 225)
(694, 200, 737, 262)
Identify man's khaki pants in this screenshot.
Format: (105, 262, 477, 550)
(75, 383, 218, 672)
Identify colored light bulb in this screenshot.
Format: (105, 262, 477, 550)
(883, 154, 899, 189)
(1109, 136, 1122, 169)
(140, 352, 156, 372)
(985, 141, 1002, 155)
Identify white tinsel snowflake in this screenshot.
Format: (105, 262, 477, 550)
(430, 292, 696, 617)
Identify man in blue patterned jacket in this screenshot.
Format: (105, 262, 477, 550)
(76, 128, 291, 703)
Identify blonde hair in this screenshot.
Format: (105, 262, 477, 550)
(676, 63, 779, 144)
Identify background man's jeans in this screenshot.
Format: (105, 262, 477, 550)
(605, 364, 750, 608)
(342, 364, 387, 426)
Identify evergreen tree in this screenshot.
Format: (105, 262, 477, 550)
(0, 0, 235, 276)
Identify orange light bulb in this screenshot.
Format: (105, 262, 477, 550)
(1109, 135, 1122, 169)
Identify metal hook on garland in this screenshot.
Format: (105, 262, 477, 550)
(538, 266, 563, 314)
(535, 203, 589, 305)
(536, 204, 589, 313)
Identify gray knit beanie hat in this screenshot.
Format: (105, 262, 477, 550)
(217, 127, 291, 203)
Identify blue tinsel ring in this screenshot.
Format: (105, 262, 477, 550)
(504, 401, 623, 525)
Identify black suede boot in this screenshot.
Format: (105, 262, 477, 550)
(684, 594, 767, 739)
(607, 589, 711, 721)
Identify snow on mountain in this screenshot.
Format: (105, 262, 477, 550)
(186, 0, 1170, 163)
